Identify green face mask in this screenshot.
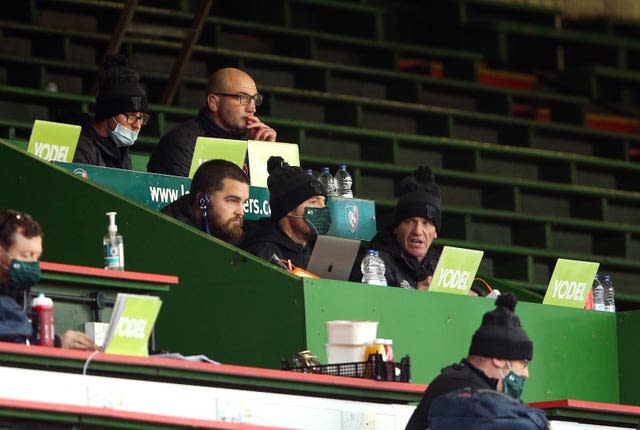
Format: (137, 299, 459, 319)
(302, 206, 332, 236)
(500, 362, 526, 399)
(0, 249, 41, 290)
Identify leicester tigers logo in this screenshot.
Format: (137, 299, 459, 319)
(345, 202, 358, 233)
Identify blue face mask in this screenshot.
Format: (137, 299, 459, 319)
(109, 119, 138, 147)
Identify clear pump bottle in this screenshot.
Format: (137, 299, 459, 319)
(103, 211, 124, 270)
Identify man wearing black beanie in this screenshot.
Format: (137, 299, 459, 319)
(355, 166, 442, 289)
(405, 292, 535, 430)
(240, 156, 328, 269)
(73, 54, 149, 169)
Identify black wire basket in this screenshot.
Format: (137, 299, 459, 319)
(281, 354, 411, 382)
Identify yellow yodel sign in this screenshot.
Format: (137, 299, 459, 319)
(543, 258, 599, 308)
(27, 120, 81, 162)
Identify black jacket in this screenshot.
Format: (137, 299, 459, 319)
(405, 359, 499, 430)
(73, 122, 132, 169)
(147, 108, 246, 177)
(160, 194, 203, 231)
(364, 226, 441, 289)
(240, 218, 312, 269)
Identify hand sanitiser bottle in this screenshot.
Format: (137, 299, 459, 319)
(104, 212, 124, 270)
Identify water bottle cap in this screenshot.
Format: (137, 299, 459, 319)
(340, 164, 347, 170)
(321, 167, 330, 173)
(603, 274, 611, 281)
(366, 249, 378, 256)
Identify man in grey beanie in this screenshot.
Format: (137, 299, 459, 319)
(73, 54, 149, 169)
(405, 292, 534, 430)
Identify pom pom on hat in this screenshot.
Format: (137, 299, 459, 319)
(267, 156, 326, 220)
(393, 165, 442, 232)
(95, 54, 148, 120)
(468, 292, 533, 361)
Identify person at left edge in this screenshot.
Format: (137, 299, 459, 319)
(73, 54, 149, 169)
(0, 209, 98, 350)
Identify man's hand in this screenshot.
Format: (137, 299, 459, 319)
(416, 276, 432, 291)
(246, 116, 277, 141)
(59, 330, 99, 351)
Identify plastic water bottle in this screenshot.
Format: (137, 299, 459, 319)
(592, 274, 605, 312)
(104, 212, 125, 270)
(602, 274, 616, 312)
(32, 293, 55, 347)
(318, 167, 338, 196)
(361, 249, 387, 286)
(335, 164, 353, 198)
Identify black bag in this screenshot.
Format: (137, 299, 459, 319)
(429, 388, 549, 430)
(0, 295, 32, 343)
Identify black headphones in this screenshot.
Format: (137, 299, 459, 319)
(198, 193, 212, 235)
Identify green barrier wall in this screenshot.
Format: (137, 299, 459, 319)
(616, 310, 640, 405)
(0, 140, 305, 367)
(1, 140, 638, 405)
(302, 278, 621, 403)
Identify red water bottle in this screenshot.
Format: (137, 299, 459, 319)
(32, 293, 54, 347)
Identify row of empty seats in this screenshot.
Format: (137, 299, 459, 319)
(2, 0, 640, 297)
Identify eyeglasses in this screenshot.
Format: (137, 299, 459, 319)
(213, 92, 263, 106)
(123, 113, 150, 125)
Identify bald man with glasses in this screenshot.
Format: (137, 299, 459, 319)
(147, 68, 277, 177)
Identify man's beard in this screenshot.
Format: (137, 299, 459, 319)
(291, 215, 315, 243)
(208, 212, 244, 245)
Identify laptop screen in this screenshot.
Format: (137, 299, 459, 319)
(306, 235, 361, 281)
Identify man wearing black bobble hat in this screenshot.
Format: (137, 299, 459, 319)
(73, 54, 149, 169)
(240, 156, 329, 269)
(405, 292, 535, 430)
(359, 165, 442, 289)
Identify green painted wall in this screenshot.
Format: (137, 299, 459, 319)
(617, 310, 640, 405)
(303, 278, 621, 404)
(0, 141, 305, 367)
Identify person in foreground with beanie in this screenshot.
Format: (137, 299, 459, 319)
(240, 156, 328, 269)
(404, 292, 534, 430)
(356, 165, 442, 289)
(73, 54, 149, 169)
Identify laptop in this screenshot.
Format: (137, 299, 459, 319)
(428, 246, 484, 295)
(306, 235, 361, 281)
